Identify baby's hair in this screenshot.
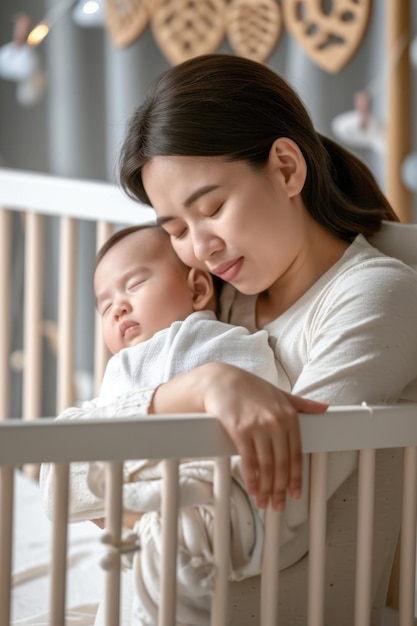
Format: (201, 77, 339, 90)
(95, 223, 161, 269)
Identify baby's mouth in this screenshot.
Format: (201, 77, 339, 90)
(120, 321, 139, 337)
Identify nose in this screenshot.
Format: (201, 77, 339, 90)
(112, 297, 131, 319)
(191, 227, 224, 262)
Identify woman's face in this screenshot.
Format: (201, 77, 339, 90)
(142, 154, 306, 295)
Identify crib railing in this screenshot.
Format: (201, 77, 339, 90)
(0, 405, 417, 626)
(0, 167, 152, 425)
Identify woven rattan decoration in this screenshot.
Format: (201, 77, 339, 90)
(282, 0, 372, 73)
(106, 0, 150, 48)
(105, 0, 372, 72)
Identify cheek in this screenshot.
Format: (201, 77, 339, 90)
(170, 238, 191, 263)
(170, 239, 207, 271)
(102, 320, 117, 353)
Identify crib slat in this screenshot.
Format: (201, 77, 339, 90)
(0, 466, 14, 626)
(50, 463, 70, 626)
(159, 459, 180, 626)
(399, 446, 417, 626)
(57, 217, 76, 413)
(0, 209, 10, 422)
(104, 461, 124, 626)
(94, 222, 112, 395)
(260, 506, 281, 626)
(308, 452, 328, 626)
(23, 212, 43, 422)
(354, 448, 376, 626)
(211, 457, 232, 626)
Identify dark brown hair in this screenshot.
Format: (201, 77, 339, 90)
(95, 223, 161, 269)
(120, 54, 398, 241)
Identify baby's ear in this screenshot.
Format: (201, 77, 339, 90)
(187, 268, 215, 311)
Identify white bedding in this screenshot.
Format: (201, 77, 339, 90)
(11, 469, 103, 626)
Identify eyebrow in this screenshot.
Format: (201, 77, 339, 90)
(156, 184, 220, 227)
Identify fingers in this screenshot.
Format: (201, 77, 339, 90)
(238, 438, 260, 498)
(199, 364, 324, 513)
(227, 424, 276, 507)
(287, 412, 303, 500)
(232, 407, 301, 513)
(289, 393, 328, 414)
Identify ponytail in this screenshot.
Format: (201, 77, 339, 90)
(302, 135, 398, 241)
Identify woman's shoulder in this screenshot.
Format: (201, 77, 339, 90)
(271, 234, 417, 329)
(331, 234, 417, 289)
(310, 234, 417, 322)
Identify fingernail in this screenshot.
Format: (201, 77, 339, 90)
(273, 498, 285, 512)
(257, 497, 268, 509)
(291, 488, 301, 500)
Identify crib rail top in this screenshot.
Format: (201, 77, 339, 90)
(0, 404, 416, 465)
(0, 167, 154, 225)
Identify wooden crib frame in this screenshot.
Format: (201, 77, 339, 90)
(0, 167, 417, 626)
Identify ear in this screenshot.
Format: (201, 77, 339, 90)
(267, 137, 307, 198)
(187, 268, 215, 311)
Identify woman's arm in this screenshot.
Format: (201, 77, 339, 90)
(150, 363, 327, 512)
(40, 368, 326, 519)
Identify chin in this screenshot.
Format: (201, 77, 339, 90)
(127, 337, 145, 348)
(231, 282, 263, 296)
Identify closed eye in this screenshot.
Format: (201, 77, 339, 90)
(158, 218, 187, 240)
(127, 279, 145, 291)
(99, 302, 111, 316)
(161, 223, 188, 239)
(210, 204, 223, 217)
(201, 202, 223, 218)
(172, 226, 188, 240)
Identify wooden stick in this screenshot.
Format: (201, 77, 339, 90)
(386, 0, 412, 222)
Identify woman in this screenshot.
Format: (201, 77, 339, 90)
(117, 53, 417, 622)
(120, 53, 417, 506)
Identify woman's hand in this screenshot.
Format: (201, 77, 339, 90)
(151, 363, 328, 512)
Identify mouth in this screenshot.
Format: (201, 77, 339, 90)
(211, 257, 244, 282)
(120, 321, 139, 337)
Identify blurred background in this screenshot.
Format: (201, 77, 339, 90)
(2, 0, 415, 189)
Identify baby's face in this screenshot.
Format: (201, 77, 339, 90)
(94, 229, 196, 354)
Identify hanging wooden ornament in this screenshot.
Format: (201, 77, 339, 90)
(282, 0, 372, 73)
(105, 0, 150, 48)
(151, 0, 226, 65)
(225, 0, 282, 63)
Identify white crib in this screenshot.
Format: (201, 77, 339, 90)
(0, 167, 417, 626)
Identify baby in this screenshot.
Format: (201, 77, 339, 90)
(41, 223, 280, 626)
(94, 223, 278, 406)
